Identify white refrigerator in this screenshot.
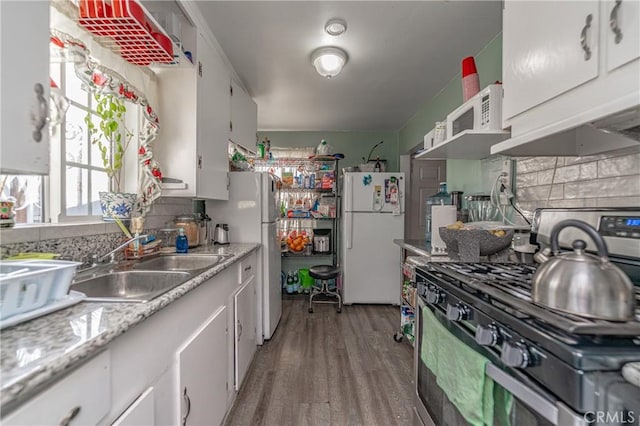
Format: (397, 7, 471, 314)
(208, 172, 281, 343)
(341, 172, 405, 304)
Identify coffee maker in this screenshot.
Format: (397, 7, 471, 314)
(193, 199, 212, 245)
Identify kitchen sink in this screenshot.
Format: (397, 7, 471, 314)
(132, 254, 229, 272)
(70, 270, 192, 303)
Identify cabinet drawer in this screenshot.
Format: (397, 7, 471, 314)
(238, 254, 256, 284)
(3, 350, 111, 425)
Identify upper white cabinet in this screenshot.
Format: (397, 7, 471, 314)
(494, 0, 640, 157)
(230, 80, 258, 149)
(155, 31, 230, 200)
(0, 1, 50, 175)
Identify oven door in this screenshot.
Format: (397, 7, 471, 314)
(414, 293, 587, 426)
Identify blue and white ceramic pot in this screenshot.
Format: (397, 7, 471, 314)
(99, 192, 137, 221)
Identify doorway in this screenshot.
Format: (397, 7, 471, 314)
(401, 155, 446, 241)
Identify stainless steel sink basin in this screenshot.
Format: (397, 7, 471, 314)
(70, 270, 192, 303)
(132, 254, 228, 272)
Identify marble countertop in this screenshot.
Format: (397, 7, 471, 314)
(393, 239, 450, 261)
(0, 243, 260, 413)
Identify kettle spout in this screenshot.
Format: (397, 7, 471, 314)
(533, 247, 552, 264)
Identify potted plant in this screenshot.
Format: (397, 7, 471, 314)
(85, 92, 137, 221)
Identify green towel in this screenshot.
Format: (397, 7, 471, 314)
(421, 306, 513, 426)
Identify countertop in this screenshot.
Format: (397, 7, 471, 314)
(393, 239, 450, 261)
(0, 243, 260, 413)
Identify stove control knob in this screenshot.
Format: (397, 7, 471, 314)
(501, 342, 532, 369)
(446, 303, 470, 321)
(475, 325, 501, 347)
(425, 286, 445, 304)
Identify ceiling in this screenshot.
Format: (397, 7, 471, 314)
(195, 1, 503, 132)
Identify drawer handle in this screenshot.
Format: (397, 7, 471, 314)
(580, 14, 593, 61)
(237, 320, 243, 340)
(244, 265, 252, 271)
(610, 0, 623, 44)
(59, 406, 81, 426)
(182, 387, 191, 426)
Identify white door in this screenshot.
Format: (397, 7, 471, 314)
(502, 1, 600, 120)
(342, 212, 403, 304)
(196, 32, 230, 200)
(176, 306, 227, 426)
(343, 173, 405, 213)
(0, 1, 50, 174)
(262, 222, 282, 340)
(606, 0, 640, 72)
(234, 278, 256, 390)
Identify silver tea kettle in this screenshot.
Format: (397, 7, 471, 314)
(532, 219, 635, 321)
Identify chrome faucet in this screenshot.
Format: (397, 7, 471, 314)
(93, 234, 149, 265)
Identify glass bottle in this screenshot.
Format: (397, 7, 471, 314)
(425, 182, 451, 242)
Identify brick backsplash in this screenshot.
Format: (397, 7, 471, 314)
(515, 145, 640, 214)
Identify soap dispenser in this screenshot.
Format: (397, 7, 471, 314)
(176, 228, 189, 253)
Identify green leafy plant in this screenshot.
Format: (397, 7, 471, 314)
(84, 93, 134, 192)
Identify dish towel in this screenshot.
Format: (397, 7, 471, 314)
(421, 306, 513, 426)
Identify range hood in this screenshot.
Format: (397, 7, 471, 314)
(492, 106, 640, 157)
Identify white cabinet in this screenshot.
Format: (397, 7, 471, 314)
(234, 276, 256, 390)
(230, 79, 258, 149)
(0, 0, 50, 174)
(2, 350, 111, 425)
(495, 0, 640, 157)
(155, 32, 230, 200)
(177, 305, 228, 426)
(111, 387, 154, 426)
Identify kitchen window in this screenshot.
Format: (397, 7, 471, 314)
(0, 63, 138, 225)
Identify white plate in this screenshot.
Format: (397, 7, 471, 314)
(0, 290, 86, 330)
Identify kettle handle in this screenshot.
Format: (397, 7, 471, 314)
(550, 219, 610, 261)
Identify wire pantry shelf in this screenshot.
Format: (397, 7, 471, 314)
(78, 0, 174, 66)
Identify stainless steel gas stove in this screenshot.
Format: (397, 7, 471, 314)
(414, 208, 640, 426)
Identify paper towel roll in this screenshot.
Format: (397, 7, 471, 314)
(431, 205, 457, 253)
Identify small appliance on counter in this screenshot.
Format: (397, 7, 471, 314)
(313, 229, 331, 254)
(193, 199, 212, 246)
(214, 224, 230, 245)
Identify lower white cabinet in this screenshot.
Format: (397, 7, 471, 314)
(111, 387, 154, 426)
(234, 276, 256, 390)
(2, 350, 111, 426)
(177, 305, 228, 426)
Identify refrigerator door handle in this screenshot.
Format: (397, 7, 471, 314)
(344, 174, 353, 212)
(346, 212, 353, 249)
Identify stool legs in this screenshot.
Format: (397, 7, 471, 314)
(308, 279, 342, 313)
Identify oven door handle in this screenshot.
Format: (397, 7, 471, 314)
(485, 364, 586, 426)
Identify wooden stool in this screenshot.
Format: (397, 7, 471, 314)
(308, 265, 341, 313)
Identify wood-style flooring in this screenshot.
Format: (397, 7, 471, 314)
(224, 297, 415, 426)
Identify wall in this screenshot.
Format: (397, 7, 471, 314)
(257, 131, 400, 172)
(397, 34, 503, 195)
(515, 145, 640, 214)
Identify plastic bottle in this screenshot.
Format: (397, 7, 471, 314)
(425, 182, 451, 242)
(176, 228, 189, 253)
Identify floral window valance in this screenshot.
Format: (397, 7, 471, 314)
(50, 29, 162, 217)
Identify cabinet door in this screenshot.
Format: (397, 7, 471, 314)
(112, 387, 154, 426)
(230, 80, 258, 149)
(503, 1, 600, 120)
(196, 32, 230, 200)
(606, 0, 640, 72)
(177, 305, 228, 426)
(0, 1, 50, 174)
(234, 277, 256, 390)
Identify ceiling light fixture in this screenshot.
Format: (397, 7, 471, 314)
(324, 19, 347, 36)
(311, 46, 348, 79)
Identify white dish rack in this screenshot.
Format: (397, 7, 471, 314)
(0, 260, 82, 320)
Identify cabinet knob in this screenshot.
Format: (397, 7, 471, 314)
(580, 14, 594, 61)
(182, 387, 191, 426)
(31, 83, 48, 143)
(59, 406, 81, 426)
(610, 0, 623, 44)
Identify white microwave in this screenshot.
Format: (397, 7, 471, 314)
(446, 84, 503, 139)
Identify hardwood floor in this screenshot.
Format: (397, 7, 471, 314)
(224, 297, 415, 426)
